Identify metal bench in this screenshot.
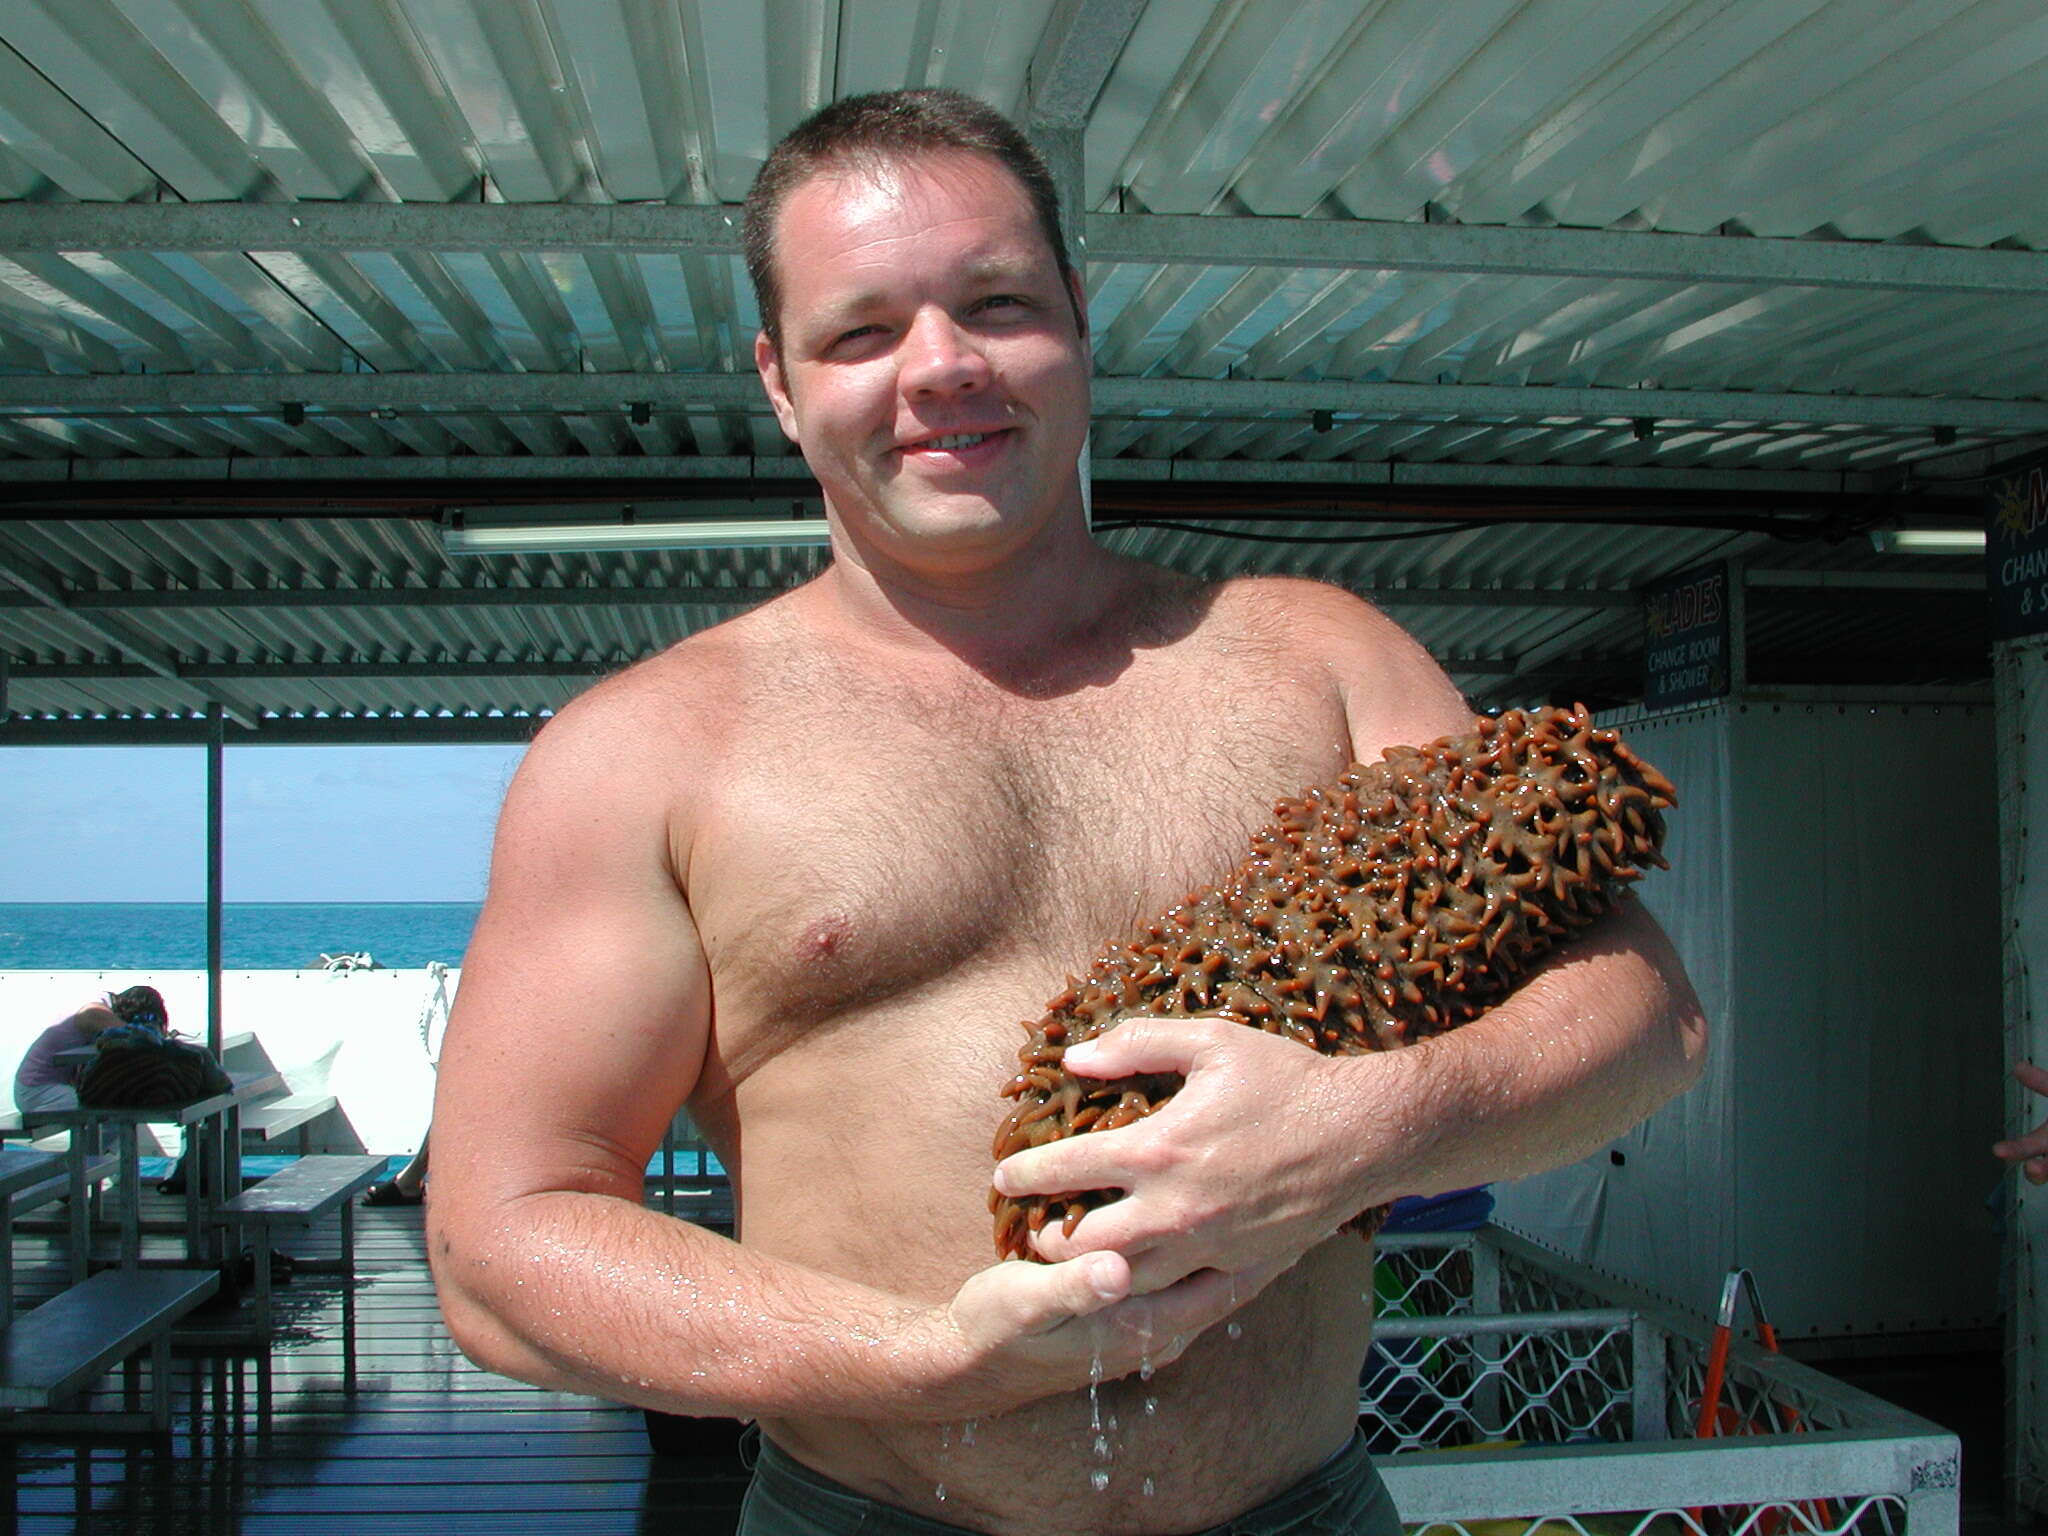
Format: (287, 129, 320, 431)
(214, 1155, 387, 1330)
(0, 1268, 220, 1434)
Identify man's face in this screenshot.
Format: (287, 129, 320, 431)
(754, 151, 1090, 572)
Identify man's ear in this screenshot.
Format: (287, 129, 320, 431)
(755, 330, 801, 444)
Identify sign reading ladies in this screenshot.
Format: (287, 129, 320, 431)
(1642, 563, 1730, 711)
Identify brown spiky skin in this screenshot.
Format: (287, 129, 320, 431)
(989, 705, 1677, 1261)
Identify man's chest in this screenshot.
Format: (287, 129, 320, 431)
(685, 659, 1356, 1037)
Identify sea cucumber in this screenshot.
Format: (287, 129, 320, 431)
(989, 704, 1676, 1260)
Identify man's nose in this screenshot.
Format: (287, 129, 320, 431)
(900, 307, 990, 397)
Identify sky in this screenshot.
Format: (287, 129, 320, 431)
(0, 744, 526, 903)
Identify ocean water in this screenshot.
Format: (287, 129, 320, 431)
(0, 902, 482, 971)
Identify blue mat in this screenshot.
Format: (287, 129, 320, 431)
(140, 1152, 729, 1181)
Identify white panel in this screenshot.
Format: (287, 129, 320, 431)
(1492, 702, 1737, 1316)
(1729, 701, 2001, 1338)
(1997, 637, 2048, 1517)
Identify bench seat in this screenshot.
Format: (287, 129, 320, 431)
(215, 1155, 388, 1330)
(0, 1268, 219, 1434)
(11, 1152, 116, 1215)
(239, 1093, 339, 1147)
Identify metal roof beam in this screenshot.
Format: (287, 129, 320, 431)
(16, 659, 611, 681)
(0, 546, 260, 729)
(0, 453, 1872, 495)
(0, 581, 1638, 615)
(0, 714, 545, 746)
(0, 583, 794, 611)
(1, 371, 2035, 433)
(5, 199, 2046, 298)
(5, 649, 1555, 683)
(0, 201, 746, 256)
(1025, 0, 1146, 125)
(1743, 568, 1983, 591)
(1091, 378, 2048, 435)
(1085, 214, 2048, 299)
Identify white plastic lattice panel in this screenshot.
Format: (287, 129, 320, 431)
(1367, 1229, 1961, 1536)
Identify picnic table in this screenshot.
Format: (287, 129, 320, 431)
(23, 1071, 280, 1279)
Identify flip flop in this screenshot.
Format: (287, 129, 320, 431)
(362, 1181, 423, 1207)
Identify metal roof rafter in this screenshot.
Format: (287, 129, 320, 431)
(0, 453, 1879, 496)
(0, 583, 793, 611)
(0, 371, 2033, 435)
(4, 200, 2044, 298)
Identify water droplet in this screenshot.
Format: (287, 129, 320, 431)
(1144, 1395, 1158, 1416)
(1091, 1469, 1111, 1492)
(1143, 1476, 1157, 1497)
(1139, 1354, 1155, 1381)
(1226, 1320, 1243, 1340)
(1094, 1433, 1110, 1459)
(935, 1483, 947, 1502)
(961, 1419, 977, 1446)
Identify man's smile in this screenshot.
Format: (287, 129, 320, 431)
(892, 426, 1017, 465)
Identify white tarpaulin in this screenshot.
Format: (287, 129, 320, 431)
(1495, 700, 2002, 1338)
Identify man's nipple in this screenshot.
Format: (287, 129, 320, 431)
(799, 913, 854, 963)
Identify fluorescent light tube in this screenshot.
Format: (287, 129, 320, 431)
(444, 518, 831, 554)
(1869, 526, 1985, 555)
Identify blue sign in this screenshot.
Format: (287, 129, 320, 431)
(1990, 467, 2048, 641)
(1642, 562, 1731, 710)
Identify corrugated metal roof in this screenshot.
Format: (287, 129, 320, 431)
(0, 0, 2012, 736)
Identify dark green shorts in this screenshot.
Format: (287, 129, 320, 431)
(736, 1425, 1401, 1535)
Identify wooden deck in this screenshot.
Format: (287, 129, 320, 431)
(6, 1191, 750, 1534)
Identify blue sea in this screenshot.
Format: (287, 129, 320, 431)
(0, 902, 482, 971)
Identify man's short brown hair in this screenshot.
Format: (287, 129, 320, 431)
(743, 88, 1076, 352)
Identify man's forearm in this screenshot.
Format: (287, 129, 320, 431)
(433, 1186, 1246, 1421)
(1347, 900, 1707, 1207)
(434, 1191, 950, 1422)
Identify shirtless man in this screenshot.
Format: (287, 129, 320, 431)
(429, 89, 1707, 1536)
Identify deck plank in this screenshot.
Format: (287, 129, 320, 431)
(5, 1196, 750, 1534)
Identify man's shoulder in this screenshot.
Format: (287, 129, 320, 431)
(536, 598, 797, 750)
(1202, 572, 1407, 651)
(491, 616, 774, 835)
(1201, 572, 1470, 748)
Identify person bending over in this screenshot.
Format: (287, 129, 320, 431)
(429, 89, 1708, 1536)
(11, 995, 123, 1114)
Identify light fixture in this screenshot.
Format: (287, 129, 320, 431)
(442, 514, 831, 555)
(1867, 526, 1985, 555)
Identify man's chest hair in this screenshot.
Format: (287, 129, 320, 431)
(694, 645, 1356, 1028)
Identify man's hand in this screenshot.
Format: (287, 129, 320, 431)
(991, 1017, 1404, 1295)
(1994, 1060, 2048, 1186)
(928, 1243, 1290, 1409)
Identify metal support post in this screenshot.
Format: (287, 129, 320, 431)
(1631, 1313, 1669, 1442)
(207, 705, 224, 1058)
(1472, 1231, 1505, 1434)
